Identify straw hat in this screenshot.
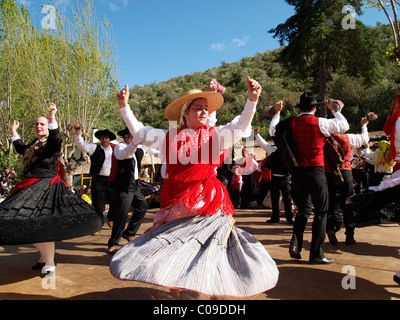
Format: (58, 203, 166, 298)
(165, 89, 224, 122)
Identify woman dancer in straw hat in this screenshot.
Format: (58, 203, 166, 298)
(110, 77, 279, 299)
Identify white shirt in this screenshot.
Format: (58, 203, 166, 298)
(114, 141, 143, 180)
(347, 124, 369, 148)
(255, 133, 277, 155)
(76, 134, 113, 177)
(119, 99, 258, 156)
(269, 111, 349, 137)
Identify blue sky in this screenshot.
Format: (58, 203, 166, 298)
(17, 0, 386, 88)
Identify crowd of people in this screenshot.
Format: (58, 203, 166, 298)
(0, 167, 17, 198)
(1, 77, 400, 298)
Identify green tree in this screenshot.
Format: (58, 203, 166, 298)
(365, 1, 400, 66)
(0, 0, 119, 184)
(269, 0, 382, 117)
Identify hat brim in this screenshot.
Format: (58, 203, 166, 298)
(165, 91, 224, 122)
(293, 100, 325, 109)
(117, 128, 130, 137)
(95, 130, 116, 141)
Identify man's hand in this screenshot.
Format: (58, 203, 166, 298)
(254, 128, 260, 136)
(48, 103, 57, 117)
(247, 76, 262, 102)
(11, 120, 19, 133)
(326, 99, 335, 112)
(361, 117, 369, 127)
(117, 84, 130, 109)
(273, 100, 284, 114)
(74, 122, 82, 134)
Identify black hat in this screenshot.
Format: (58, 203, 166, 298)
(117, 127, 131, 137)
(295, 92, 324, 110)
(94, 129, 116, 141)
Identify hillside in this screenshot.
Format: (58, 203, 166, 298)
(124, 24, 400, 140)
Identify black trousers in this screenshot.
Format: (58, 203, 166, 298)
(326, 169, 354, 235)
(108, 181, 148, 247)
(91, 175, 116, 222)
(290, 166, 329, 260)
(270, 174, 293, 221)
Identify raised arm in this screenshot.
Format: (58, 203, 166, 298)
(218, 77, 261, 146)
(73, 122, 97, 155)
(319, 99, 350, 136)
(117, 84, 166, 151)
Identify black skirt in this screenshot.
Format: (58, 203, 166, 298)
(0, 177, 103, 245)
(345, 184, 400, 227)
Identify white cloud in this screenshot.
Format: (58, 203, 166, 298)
(232, 35, 250, 48)
(108, 0, 128, 12)
(210, 35, 251, 52)
(210, 43, 226, 52)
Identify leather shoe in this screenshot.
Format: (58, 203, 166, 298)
(327, 230, 338, 245)
(266, 218, 279, 224)
(289, 246, 302, 259)
(309, 257, 334, 265)
(32, 262, 45, 270)
(107, 246, 118, 255)
(345, 237, 356, 245)
(122, 233, 134, 242)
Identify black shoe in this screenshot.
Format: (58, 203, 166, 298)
(327, 230, 338, 245)
(309, 257, 334, 265)
(289, 246, 302, 259)
(32, 262, 45, 270)
(345, 237, 356, 245)
(394, 274, 400, 285)
(286, 218, 294, 224)
(266, 218, 280, 224)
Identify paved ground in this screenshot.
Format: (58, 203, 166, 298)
(1, 207, 400, 301)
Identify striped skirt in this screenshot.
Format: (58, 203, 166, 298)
(109, 210, 279, 298)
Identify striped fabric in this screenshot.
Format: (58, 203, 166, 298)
(110, 210, 279, 298)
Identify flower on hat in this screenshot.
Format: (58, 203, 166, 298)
(210, 79, 226, 94)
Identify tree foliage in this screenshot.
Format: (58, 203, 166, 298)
(127, 22, 400, 140)
(0, 0, 119, 178)
(268, 0, 382, 117)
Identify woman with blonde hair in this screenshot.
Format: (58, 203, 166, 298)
(110, 77, 279, 299)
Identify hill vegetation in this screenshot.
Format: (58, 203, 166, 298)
(126, 23, 400, 140)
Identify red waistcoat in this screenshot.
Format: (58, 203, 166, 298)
(291, 115, 326, 167)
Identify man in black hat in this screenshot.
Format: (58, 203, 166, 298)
(74, 124, 117, 227)
(269, 93, 349, 264)
(107, 127, 148, 254)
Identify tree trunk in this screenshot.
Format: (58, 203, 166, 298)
(319, 54, 328, 118)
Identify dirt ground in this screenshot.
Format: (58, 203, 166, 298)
(1, 206, 400, 301)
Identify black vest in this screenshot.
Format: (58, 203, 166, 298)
(115, 148, 144, 189)
(90, 144, 115, 176)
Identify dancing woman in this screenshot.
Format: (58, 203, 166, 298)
(109, 77, 279, 299)
(0, 104, 102, 277)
